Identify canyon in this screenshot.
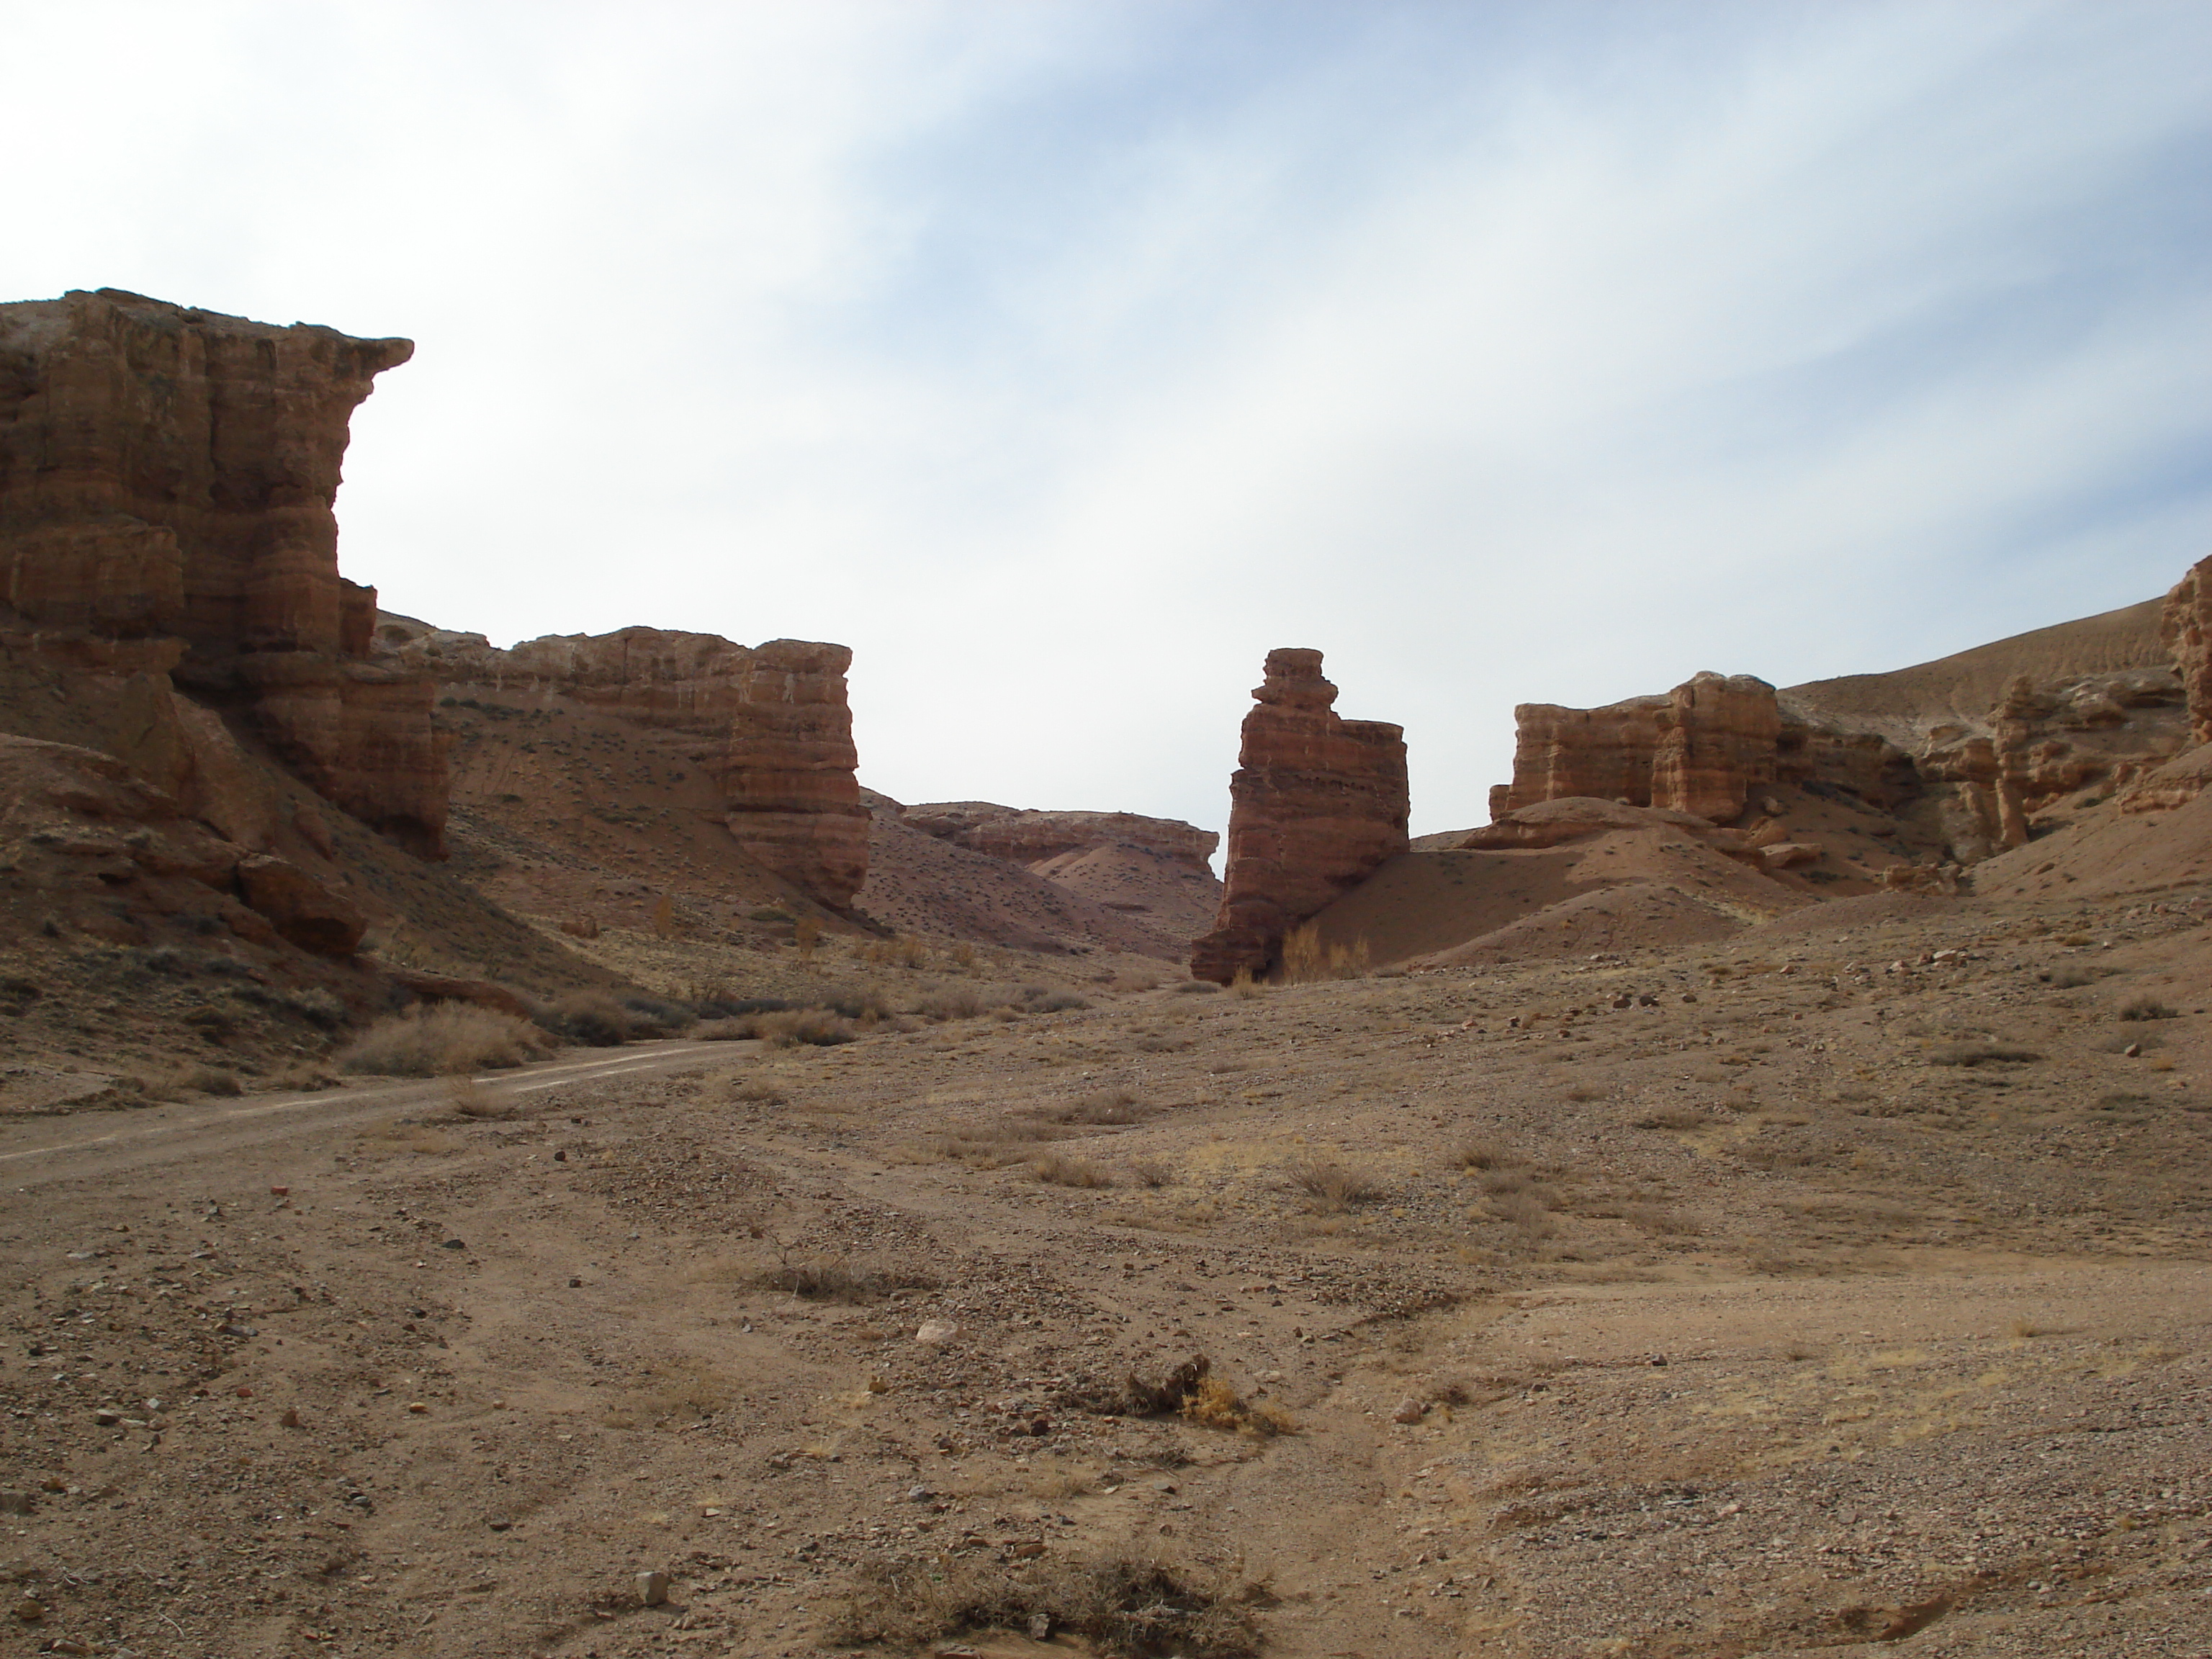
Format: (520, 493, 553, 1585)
(1, 289, 2210, 1659)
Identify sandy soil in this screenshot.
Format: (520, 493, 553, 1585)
(3, 882, 2208, 1658)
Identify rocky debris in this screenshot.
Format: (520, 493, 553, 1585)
(2160, 553, 2212, 745)
(235, 853, 366, 957)
(0, 288, 446, 857)
(376, 618, 868, 909)
(0, 732, 350, 952)
(1191, 649, 1407, 983)
(899, 803, 1218, 875)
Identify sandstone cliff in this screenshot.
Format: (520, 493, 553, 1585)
(0, 289, 445, 855)
(1500, 673, 1782, 824)
(375, 617, 868, 911)
(1190, 649, 1407, 983)
(2164, 554, 2212, 747)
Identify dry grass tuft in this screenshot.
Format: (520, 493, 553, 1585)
(338, 1005, 555, 1076)
(1051, 1087, 1151, 1125)
(1281, 923, 1372, 984)
(443, 1076, 513, 1119)
(1182, 1374, 1299, 1438)
(1928, 1040, 2041, 1066)
(1126, 1157, 1176, 1189)
(2120, 996, 2180, 1022)
(1033, 1153, 1112, 1188)
(1634, 1105, 1713, 1130)
(1453, 1138, 1524, 1171)
(1283, 1156, 1381, 1212)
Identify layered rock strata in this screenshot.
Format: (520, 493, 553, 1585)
(0, 289, 445, 855)
(375, 619, 868, 909)
(2164, 554, 2212, 746)
(1191, 649, 1407, 983)
(1501, 673, 1781, 824)
(899, 802, 1218, 873)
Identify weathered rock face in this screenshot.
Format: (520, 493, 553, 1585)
(1501, 673, 1780, 824)
(0, 732, 363, 956)
(899, 802, 1218, 873)
(0, 289, 446, 855)
(1190, 649, 1407, 983)
(2164, 554, 2212, 745)
(377, 619, 869, 909)
(1650, 673, 1783, 822)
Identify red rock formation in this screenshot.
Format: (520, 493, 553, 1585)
(2162, 554, 2212, 745)
(1190, 649, 1407, 983)
(1650, 673, 1782, 822)
(1500, 673, 1779, 824)
(377, 619, 869, 909)
(900, 802, 1218, 873)
(0, 732, 364, 956)
(0, 289, 446, 855)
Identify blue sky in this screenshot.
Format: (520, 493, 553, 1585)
(6, 0, 2208, 842)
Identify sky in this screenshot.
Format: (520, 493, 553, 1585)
(6, 0, 2209, 847)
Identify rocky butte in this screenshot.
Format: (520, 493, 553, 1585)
(373, 619, 870, 910)
(1191, 649, 1408, 982)
(0, 287, 446, 856)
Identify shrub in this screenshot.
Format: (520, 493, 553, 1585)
(1127, 1158, 1174, 1188)
(1452, 1138, 1522, 1171)
(1053, 1088, 1148, 1125)
(1280, 923, 1372, 984)
(622, 995, 697, 1035)
(917, 986, 987, 1022)
(554, 992, 640, 1046)
(338, 1005, 555, 1076)
(2121, 997, 2180, 1022)
(1032, 992, 1091, 1013)
(1928, 1040, 2041, 1066)
(444, 1077, 512, 1119)
(1171, 980, 1220, 996)
(1284, 1157, 1380, 1212)
(755, 1009, 856, 1048)
(1033, 1154, 1112, 1188)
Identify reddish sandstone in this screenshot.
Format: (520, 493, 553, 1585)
(1190, 649, 1407, 984)
(0, 289, 446, 855)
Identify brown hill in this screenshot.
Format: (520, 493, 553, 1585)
(1784, 595, 2170, 743)
(853, 801, 1195, 959)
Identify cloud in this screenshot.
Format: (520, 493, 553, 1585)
(4, 0, 2207, 838)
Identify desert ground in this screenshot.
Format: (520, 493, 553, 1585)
(4, 884, 2208, 1659)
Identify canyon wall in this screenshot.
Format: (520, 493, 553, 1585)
(2165, 554, 2212, 746)
(376, 619, 869, 909)
(1190, 649, 1407, 983)
(0, 288, 446, 855)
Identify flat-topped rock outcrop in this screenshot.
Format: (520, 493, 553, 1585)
(374, 617, 868, 909)
(1191, 649, 1407, 982)
(1499, 672, 1781, 824)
